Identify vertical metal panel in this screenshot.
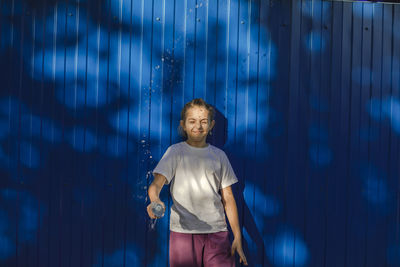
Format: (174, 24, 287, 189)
(368, 4, 384, 267)
(183, 0, 195, 101)
(305, 0, 323, 265)
(326, 3, 343, 266)
(392, 8, 400, 266)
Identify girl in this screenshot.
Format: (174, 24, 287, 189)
(147, 98, 248, 266)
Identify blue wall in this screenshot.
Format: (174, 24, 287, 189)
(0, 0, 399, 266)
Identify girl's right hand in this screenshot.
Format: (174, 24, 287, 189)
(146, 200, 165, 219)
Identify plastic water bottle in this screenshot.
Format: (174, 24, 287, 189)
(149, 202, 165, 230)
(151, 202, 165, 218)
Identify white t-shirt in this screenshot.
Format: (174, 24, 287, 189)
(153, 141, 238, 233)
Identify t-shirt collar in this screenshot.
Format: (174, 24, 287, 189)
(183, 141, 210, 150)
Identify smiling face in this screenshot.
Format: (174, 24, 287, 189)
(180, 105, 215, 147)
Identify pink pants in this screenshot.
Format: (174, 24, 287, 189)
(169, 231, 235, 267)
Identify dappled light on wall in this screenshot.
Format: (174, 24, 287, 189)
(267, 229, 309, 267)
(368, 96, 400, 135)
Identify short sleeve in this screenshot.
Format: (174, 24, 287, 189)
(220, 152, 238, 188)
(153, 146, 179, 184)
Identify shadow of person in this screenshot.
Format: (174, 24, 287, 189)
(232, 175, 269, 266)
(209, 108, 269, 266)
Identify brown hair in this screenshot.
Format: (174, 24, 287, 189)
(178, 98, 215, 138)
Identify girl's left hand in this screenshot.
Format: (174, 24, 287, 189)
(231, 238, 248, 265)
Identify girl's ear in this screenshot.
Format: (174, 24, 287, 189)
(210, 120, 215, 130)
(180, 120, 185, 129)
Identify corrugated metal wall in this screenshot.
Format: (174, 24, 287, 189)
(1, 0, 399, 266)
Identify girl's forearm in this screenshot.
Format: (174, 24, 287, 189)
(221, 186, 242, 240)
(148, 183, 162, 202)
(225, 197, 242, 240)
(148, 173, 167, 202)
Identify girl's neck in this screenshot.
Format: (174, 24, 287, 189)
(185, 139, 208, 148)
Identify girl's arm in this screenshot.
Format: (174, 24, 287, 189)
(221, 186, 248, 265)
(147, 173, 167, 219)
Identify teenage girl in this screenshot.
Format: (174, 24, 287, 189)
(147, 98, 248, 266)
